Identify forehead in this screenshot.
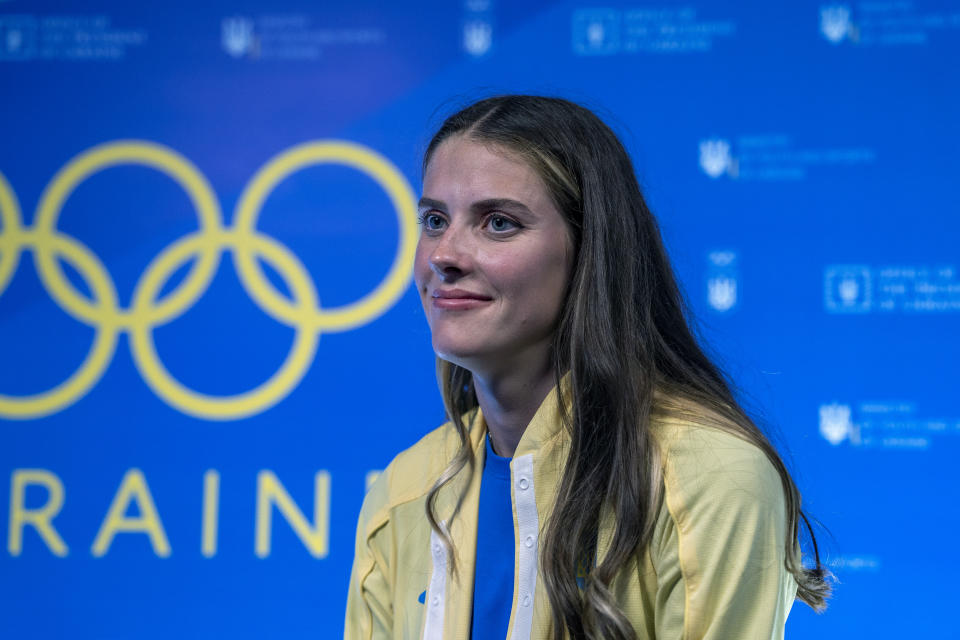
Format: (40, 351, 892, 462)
(423, 136, 550, 204)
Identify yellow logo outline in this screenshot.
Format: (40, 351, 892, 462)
(0, 140, 418, 420)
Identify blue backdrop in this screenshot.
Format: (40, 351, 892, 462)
(2, 0, 958, 637)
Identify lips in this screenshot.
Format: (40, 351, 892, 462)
(431, 288, 493, 310)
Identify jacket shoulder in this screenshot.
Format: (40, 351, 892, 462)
(357, 420, 465, 538)
(648, 415, 797, 638)
(652, 416, 786, 523)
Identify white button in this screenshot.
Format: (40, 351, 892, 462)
(432, 596, 440, 607)
(518, 477, 529, 490)
(522, 594, 531, 607)
(433, 544, 442, 556)
(525, 535, 534, 548)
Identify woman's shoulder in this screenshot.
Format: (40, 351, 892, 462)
(650, 407, 786, 522)
(652, 412, 775, 469)
(647, 405, 799, 636)
(361, 417, 470, 521)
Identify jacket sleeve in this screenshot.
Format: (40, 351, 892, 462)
(344, 477, 394, 640)
(653, 426, 798, 640)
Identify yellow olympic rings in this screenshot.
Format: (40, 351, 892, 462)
(33, 141, 224, 328)
(234, 141, 420, 331)
(0, 140, 418, 420)
(0, 230, 120, 419)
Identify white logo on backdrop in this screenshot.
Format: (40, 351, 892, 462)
(572, 9, 620, 55)
(463, 20, 492, 56)
(707, 278, 737, 312)
(839, 277, 859, 304)
(820, 3, 959, 48)
(820, 403, 854, 445)
(222, 16, 255, 58)
(820, 5, 852, 43)
(0, 15, 143, 61)
(709, 250, 736, 268)
(824, 265, 872, 312)
(587, 20, 606, 47)
(706, 250, 738, 312)
(0, 16, 37, 60)
(699, 139, 733, 178)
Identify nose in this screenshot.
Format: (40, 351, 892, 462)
(428, 224, 472, 282)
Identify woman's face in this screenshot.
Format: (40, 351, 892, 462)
(414, 135, 574, 376)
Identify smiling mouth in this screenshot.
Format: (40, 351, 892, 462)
(431, 288, 493, 310)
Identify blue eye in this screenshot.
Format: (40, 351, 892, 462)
(419, 213, 446, 231)
(488, 215, 519, 233)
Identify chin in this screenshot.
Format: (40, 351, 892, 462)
(431, 340, 487, 370)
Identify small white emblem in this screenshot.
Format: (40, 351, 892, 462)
(587, 21, 606, 47)
(706, 251, 738, 313)
(463, 20, 492, 56)
(820, 403, 853, 445)
(0, 17, 36, 60)
(824, 265, 872, 312)
(820, 5, 852, 44)
(707, 277, 737, 312)
(838, 276, 860, 304)
(699, 139, 732, 178)
(572, 9, 620, 55)
(222, 16, 255, 58)
(709, 250, 736, 267)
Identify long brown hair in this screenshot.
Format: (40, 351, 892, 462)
(422, 95, 830, 639)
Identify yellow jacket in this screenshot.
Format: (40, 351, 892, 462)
(345, 385, 798, 639)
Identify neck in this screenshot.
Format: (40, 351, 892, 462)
(472, 358, 556, 458)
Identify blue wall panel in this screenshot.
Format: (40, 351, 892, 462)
(1, 1, 957, 637)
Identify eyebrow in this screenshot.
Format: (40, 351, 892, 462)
(417, 197, 533, 216)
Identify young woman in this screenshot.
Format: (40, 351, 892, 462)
(345, 95, 829, 640)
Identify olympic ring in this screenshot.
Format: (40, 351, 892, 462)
(0, 170, 24, 295)
(33, 141, 224, 328)
(0, 140, 418, 420)
(234, 141, 420, 331)
(0, 231, 120, 419)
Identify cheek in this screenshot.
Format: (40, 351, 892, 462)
(528, 248, 573, 313)
(492, 250, 566, 308)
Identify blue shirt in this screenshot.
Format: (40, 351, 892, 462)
(470, 435, 515, 639)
